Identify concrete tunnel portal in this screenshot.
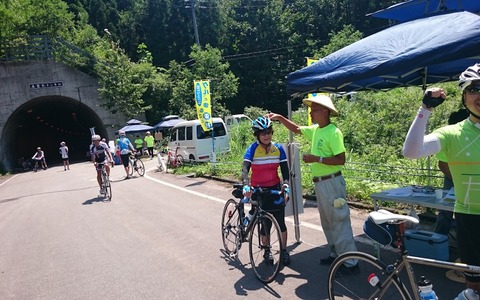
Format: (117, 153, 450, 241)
(3, 96, 110, 169)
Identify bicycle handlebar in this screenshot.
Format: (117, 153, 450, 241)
(234, 184, 289, 205)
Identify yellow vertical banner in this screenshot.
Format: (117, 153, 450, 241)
(194, 80, 213, 132)
(306, 58, 319, 125)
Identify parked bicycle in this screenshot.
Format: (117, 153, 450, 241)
(100, 163, 112, 201)
(221, 184, 286, 283)
(156, 152, 167, 172)
(166, 147, 183, 169)
(129, 152, 145, 177)
(327, 209, 480, 300)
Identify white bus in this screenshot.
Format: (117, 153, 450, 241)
(168, 118, 230, 162)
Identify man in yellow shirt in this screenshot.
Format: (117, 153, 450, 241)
(144, 131, 155, 160)
(267, 95, 358, 274)
(134, 135, 144, 155)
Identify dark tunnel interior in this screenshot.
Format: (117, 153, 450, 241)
(4, 96, 110, 171)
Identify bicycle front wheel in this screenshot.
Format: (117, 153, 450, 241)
(135, 159, 145, 176)
(328, 252, 409, 300)
(221, 199, 242, 256)
(248, 212, 283, 284)
(102, 174, 112, 201)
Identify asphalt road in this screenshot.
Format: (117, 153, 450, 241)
(0, 159, 464, 299)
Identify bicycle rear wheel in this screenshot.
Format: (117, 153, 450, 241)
(328, 252, 410, 300)
(176, 155, 184, 167)
(221, 199, 242, 256)
(135, 159, 145, 176)
(248, 212, 283, 284)
(128, 159, 134, 176)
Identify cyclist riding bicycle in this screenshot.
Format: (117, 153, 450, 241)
(242, 116, 291, 266)
(32, 147, 48, 170)
(90, 135, 114, 196)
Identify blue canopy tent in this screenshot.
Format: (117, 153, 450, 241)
(368, 0, 480, 23)
(117, 119, 154, 134)
(153, 115, 186, 130)
(286, 11, 480, 96)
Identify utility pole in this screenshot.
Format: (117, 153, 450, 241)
(188, 0, 201, 47)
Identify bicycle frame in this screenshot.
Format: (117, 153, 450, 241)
(221, 185, 285, 283)
(328, 220, 480, 300)
(385, 251, 480, 300)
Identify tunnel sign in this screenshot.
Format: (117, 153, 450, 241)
(29, 81, 63, 89)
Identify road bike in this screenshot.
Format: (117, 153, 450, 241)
(32, 158, 46, 172)
(156, 152, 167, 172)
(129, 152, 145, 177)
(221, 184, 286, 283)
(166, 147, 183, 169)
(327, 209, 480, 299)
(100, 163, 112, 201)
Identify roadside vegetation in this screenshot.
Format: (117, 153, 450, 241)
(170, 81, 463, 210)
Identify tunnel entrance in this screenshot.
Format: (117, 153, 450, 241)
(3, 96, 111, 171)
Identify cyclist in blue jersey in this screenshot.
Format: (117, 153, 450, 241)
(242, 116, 291, 266)
(90, 135, 114, 195)
(116, 130, 135, 179)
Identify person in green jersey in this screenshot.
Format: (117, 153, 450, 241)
(134, 135, 144, 155)
(403, 63, 480, 294)
(144, 131, 155, 160)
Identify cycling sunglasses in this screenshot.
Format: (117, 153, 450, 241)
(465, 85, 480, 95)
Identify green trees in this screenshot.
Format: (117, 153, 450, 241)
(0, 0, 74, 40)
(166, 44, 239, 120)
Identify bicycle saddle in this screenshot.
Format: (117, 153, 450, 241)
(369, 209, 419, 224)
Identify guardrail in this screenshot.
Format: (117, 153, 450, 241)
(0, 35, 98, 76)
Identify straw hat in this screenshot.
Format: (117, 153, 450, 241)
(302, 95, 339, 117)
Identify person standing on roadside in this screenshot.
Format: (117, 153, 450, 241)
(242, 116, 291, 266)
(267, 95, 358, 273)
(59, 141, 70, 171)
(144, 131, 155, 160)
(134, 135, 144, 156)
(116, 130, 135, 179)
(403, 63, 480, 295)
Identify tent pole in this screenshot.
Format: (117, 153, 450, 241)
(422, 66, 432, 187)
(287, 99, 301, 243)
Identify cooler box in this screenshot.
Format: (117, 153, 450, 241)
(404, 229, 449, 261)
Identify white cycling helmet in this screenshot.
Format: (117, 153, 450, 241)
(119, 130, 126, 136)
(92, 134, 101, 141)
(252, 117, 272, 133)
(458, 63, 480, 92)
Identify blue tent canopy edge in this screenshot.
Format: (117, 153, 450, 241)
(286, 11, 480, 96)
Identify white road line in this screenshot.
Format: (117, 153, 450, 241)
(0, 174, 19, 187)
(144, 168, 324, 233)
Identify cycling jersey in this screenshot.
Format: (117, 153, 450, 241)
(243, 141, 287, 187)
(117, 137, 133, 155)
(32, 150, 45, 160)
(90, 142, 109, 163)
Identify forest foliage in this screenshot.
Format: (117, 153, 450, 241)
(1, 0, 465, 201)
(1, 0, 399, 119)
